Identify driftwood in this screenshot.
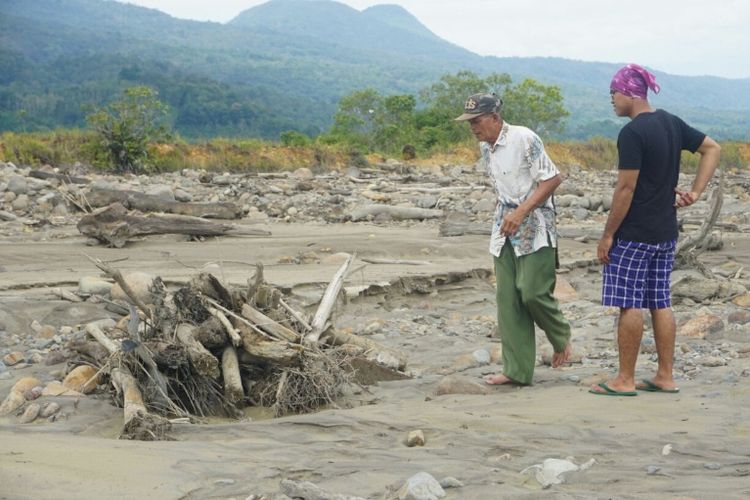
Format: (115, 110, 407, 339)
(350, 205, 443, 222)
(77, 203, 270, 247)
(237, 325, 304, 366)
(175, 323, 220, 379)
(221, 346, 244, 404)
(29, 169, 90, 185)
(304, 253, 355, 345)
(85, 322, 171, 440)
(86, 188, 242, 219)
(241, 303, 300, 343)
(676, 179, 724, 268)
(194, 316, 229, 348)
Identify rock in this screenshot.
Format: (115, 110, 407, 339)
(7, 175, 29, 195)
(397, 472, 445, 500)
(62, 365, 100, 394)
(42, 381, 84, 397)
(40, 402, 61, 418)
(0, 377, 42, 416)
(435, 375, 490, 396)
(677, 313, 724, 339)
(438, 477, 463, 489)
(19, 402, 41, 423)
(291, 167, 313, 180)
(672, 278, 721, 302)
(728, 309, 750, 325)
(78, 276, 114, 296)
(554, 277, 578, 302)
(406, 429, 425, 447)
(110, 272, 156, 304)
(732, 293, 750, 308)
(3, 351, 25, 366)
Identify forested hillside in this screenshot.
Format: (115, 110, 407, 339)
(1, 0, 748, 140)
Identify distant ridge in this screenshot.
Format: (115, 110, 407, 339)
(0, 0, 748, 139)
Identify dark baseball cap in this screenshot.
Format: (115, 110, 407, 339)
(454, 93, 503, 121)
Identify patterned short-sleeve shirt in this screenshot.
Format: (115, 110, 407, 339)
(480, 122, 559, 257)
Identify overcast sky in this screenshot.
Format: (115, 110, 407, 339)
(117, 0, 750, 79)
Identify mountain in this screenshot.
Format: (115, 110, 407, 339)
(1, 0, 748, 140)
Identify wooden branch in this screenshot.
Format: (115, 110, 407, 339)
(361, 258, 431, 266)
(304, 253, 354, 345)
(221, 346, 244, 404)
(202, 296, 278, 342)
(84, 254, 154, 322)
(85, 322, 120, 354)
(394, 185, 482, 193)
(175, 324, 220, 379)
(279, 298, 312, 332)
(241, 303, 300, 343)
(350, 205, 443, 222)
(207, 307, 242, 346)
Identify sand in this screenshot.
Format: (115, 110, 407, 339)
(1, 220, 749, 500)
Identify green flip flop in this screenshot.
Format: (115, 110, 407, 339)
(589, 382, 637, 397)
(636, 379, 680, 393)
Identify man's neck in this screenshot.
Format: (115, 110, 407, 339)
(629, 99, 654, 119)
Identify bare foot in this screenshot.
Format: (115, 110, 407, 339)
(484, 374, 516, 385)
(551, 342, 572, 368)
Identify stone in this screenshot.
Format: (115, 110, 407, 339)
(435, 375, 490, 396)
(397, 472, 445, 500)
(78, 276, 114, 296)
(677, 313, 724, 339)
(407, 429, 425, 447)
(110, 272, 156, 304)
(63, 365, 100, 394)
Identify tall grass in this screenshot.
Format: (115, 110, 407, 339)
(1, 130, 747, 173)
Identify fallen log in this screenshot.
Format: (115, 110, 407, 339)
(350, 205, 443, 222)
(86, 188, 242, 219)
(77, 203, 270, 247)
(29, 169, 90, 185)
(241, 303, 300, 343)
(237, 325, 303, 366)
(221, 346, 244, 404)
(175, 323, 221, 379)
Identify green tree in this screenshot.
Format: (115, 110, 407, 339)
(417, 71, 513, 145)
(327, 88, 384, 151)
(86, 86, 170, 173)
(503, 79, 569, 138)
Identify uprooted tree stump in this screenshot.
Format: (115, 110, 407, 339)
(74, 255, 409, 440)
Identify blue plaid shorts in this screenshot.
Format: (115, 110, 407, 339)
(602, 239, 676, 309)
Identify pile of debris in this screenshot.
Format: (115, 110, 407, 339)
(68, 254, 407, 440)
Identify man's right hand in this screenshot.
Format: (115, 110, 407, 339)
(597, 234, 614, 264)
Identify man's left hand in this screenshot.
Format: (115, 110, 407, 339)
(501, 210, 524, 236)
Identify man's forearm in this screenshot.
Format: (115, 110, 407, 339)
(603, 185, 634, 237)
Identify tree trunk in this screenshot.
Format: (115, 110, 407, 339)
(77, 203, 270, 247)
(87, 188, 242, 219)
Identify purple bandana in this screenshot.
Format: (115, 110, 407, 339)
(610, 64, 660, 99)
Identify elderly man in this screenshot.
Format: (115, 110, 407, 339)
(591, 65, 721, 396)
(456, 93, 572, 385)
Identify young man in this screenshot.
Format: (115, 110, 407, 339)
(591, 64, 721, 396)
(455, 93, 572, 385)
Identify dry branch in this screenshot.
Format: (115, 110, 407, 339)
(350, 205, 443, 221)
(86, 188, 242, 219)
(304, 253, 355, 345)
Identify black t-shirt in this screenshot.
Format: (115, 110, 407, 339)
(616, 109, 705, 243)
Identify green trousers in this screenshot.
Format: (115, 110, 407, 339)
(494, 240, 571, 384)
